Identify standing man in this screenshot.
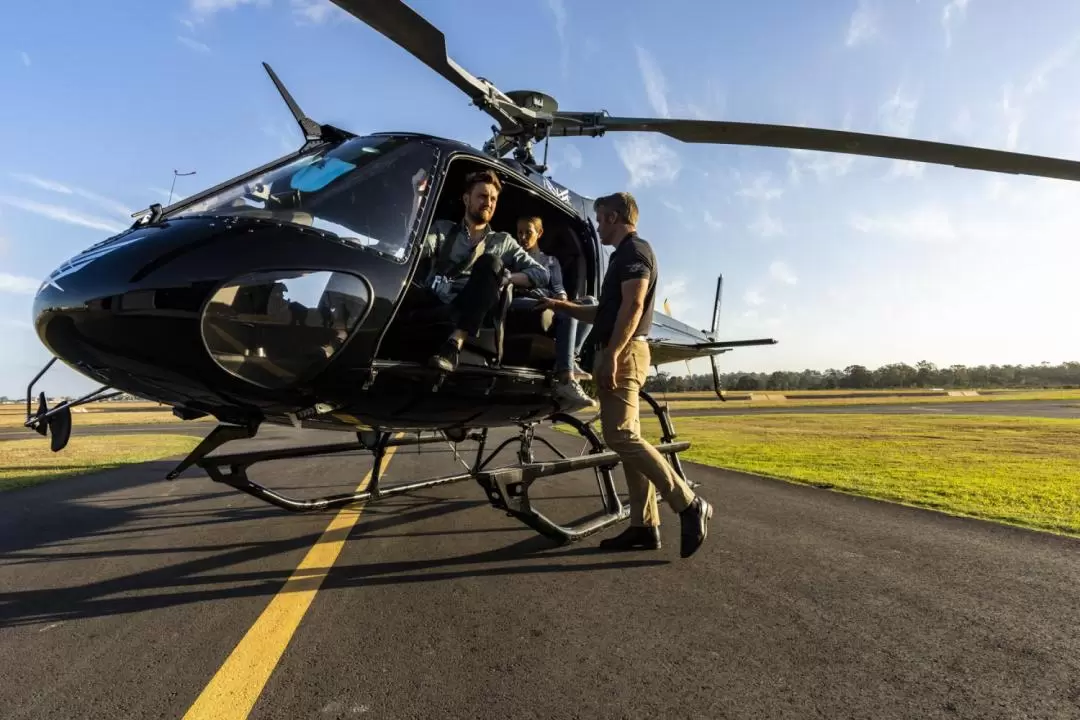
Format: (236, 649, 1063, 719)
(537, 192, 713, 557)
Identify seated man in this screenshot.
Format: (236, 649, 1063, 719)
(419, 169, 549, 372)
(514, 215, 596, 412)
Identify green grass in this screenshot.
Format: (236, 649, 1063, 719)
(585, 414, 1080, 537)
(0, 434, 201, 491)
(662, 388, 1080, 411)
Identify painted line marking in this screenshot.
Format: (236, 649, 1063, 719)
(182, 446, 397, 719)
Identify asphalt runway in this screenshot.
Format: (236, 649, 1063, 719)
(2, 398, 1078, 444)
(1, 424, 1077, 719)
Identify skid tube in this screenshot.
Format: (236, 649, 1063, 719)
(187, 389, 694, 544)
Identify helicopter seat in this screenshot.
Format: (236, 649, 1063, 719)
(502, 300, 556, 369)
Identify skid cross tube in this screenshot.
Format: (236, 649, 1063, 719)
(195, 431, 478, 512)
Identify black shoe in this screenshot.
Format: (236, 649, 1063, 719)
(597, 525, 661, 551)
(428, 340, 460, 372)
(678, 496, 713, 558)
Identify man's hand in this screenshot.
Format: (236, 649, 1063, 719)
(596, 349, 617, 391)
(534, 297, 567, 313)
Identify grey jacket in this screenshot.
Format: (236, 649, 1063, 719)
(420, 219, 549, 303)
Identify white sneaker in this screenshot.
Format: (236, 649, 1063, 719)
(553, 379, 596, 413)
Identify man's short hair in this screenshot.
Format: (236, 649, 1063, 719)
(593, 192, 638, 226)
(463, 169, 502, 195)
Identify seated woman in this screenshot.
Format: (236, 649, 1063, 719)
(514, 216, 596, 412)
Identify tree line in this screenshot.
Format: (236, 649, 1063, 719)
(644, 361, 1080, 393)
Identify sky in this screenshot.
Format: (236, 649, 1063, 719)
(1, 0, 1080, 397)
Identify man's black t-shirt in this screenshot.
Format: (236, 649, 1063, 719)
(592, 231, 657, 347)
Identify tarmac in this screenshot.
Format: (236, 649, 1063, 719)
(2, 398, 1078, 444)
(1, 420, 1078, 718)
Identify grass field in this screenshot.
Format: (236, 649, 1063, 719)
(0, 434, 201, 492)
(656, 388, 1080, 411)
(625, 413, 1080, 537)
(0, 402, 210, 428)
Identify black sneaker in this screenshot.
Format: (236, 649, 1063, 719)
(597, 525, 661, 551)
(428, 340, 460, 372)
(678, 496, 713, 558)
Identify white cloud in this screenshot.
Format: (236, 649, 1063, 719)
(635, 46, 670, 118)
(178, 36, 211, 54)
(189, 0, 268, 18)
(704, 210, 724, 231)
(736, 173, 784, 201)
(887, 159, 926, 179)
(614, 135, 680, 187)
(9, 173, 132, 219)
(0, 318, 32, 330)
(849, 205, 956, 243)
(1022, 34, 1080, 96)
(659, 277, 695, 320)
(942, 0, 970, 49)
(743, 289, 764, 306)
(545, 0, 567, 41)
(749, 214, 784, 238)
(998, 36, 1080, 151)
(879, 85, 919, 137)
(0, 273, 40, 295)
(787, 150, 856, 185)
(951, 107, 974, 139)
(543, 0, 569, 75)
(845, 0, 877, 47)
(0, 196, 125, 233)
(562, 145, 583, 170)
(769, 261, 798, 285)
(291, 0, 346, 25)
(19, 52, 30, 67)
(683, 79, 726, 120)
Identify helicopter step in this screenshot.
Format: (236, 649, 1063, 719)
(181, 389, 697, 545)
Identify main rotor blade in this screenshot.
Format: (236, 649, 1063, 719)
(329, 0, 520, 132)
(551, 115, 1080, 183)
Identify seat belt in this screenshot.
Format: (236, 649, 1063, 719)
(437, 224, 489, 280)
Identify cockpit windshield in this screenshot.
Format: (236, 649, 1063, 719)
(169, 135, 436, 260)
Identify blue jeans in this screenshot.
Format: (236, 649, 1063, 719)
(554, 296, 597, 373)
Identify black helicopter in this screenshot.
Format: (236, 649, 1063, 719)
(23, 0, 1080, 544)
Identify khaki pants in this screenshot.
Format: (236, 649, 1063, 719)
(594, 339, 695, 527)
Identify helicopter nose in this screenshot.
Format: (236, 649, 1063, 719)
(31, 226, 213, 390)
(32, 216, 378, 402)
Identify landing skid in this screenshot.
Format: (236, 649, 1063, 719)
(169, 390, 694, 544)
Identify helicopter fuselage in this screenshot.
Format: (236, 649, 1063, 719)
(29, 133, 643, 433)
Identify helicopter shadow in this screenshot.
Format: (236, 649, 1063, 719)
(0, 467, 663, 629)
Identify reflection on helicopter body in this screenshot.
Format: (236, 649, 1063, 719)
(201, 270, 371, 389)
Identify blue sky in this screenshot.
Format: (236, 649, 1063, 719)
(2, 0, 1080, 396)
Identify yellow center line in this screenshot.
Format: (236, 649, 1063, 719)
(183, 446, 398, 719)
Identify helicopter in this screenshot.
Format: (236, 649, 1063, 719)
(22, 0, 1080, 545)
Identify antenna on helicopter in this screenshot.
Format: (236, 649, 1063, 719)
(168, 169, 196, 206)
(261, 61, 355, 149)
